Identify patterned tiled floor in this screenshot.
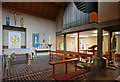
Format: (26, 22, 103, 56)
(2, 55, 82, 81)
(2, 55, 120, 81)
(84, 59, 120, 81)
(3, 56, 53, 81)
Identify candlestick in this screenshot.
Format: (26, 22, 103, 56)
(49, 35, 51, 44)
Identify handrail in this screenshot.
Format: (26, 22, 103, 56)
(49, 58, 79, 65)
(49, 58, 79, 79)
(50, 51, 93, 57)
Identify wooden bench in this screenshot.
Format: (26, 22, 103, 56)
(55, 69, 88, 81)
(49, 58, 88, 80)
(50, 53, 77, 59)
(49, 51, 78, 61)
(49, 51, 93, 62)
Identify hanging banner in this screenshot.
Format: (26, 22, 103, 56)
(32, 34, 39, 47)
(8, 31, 21, 49)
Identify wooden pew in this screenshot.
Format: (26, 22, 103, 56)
(49, 51, 78, 61)
(49, 58, 88, 80)
(79, 53, 93, 58)
(55, 69, 88, 81)
(49, 51, 93, 61)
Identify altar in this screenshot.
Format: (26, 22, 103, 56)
(35, 49, 50, 56)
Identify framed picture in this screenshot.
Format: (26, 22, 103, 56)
(32, 34, 39, 47)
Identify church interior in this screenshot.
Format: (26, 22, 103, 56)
(0, 1, 120, 81)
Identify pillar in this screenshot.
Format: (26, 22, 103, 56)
(78, 32, 79, 54)
(64, 34, 66, 52)
(108, 32, 112, 60)
(56, 35, 57, 50)
(97, 28, 103, 68)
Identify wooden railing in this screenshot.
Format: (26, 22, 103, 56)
(49, 58, 79, 79)
(49, 50, 93, 61)
(49, 50, 92, 79)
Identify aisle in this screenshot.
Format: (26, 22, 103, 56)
(3, 55, 52, 81)
(2, 55, 79, 81)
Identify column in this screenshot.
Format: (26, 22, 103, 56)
(97, 28, 103, 68)
(64, 34, 66, 52)
(78, 32, 79, 52)
(108, 32, 112, 60)
(56, 35, 57, 50)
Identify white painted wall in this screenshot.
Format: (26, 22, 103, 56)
(80, 36, 97, 50)
(2, 8, 56, 54)
(98, 2, 119, 22)
(75, 36, 78, 52)
(103, 35, 108, 54)
(57, 35, 64, 50)
(66, 37, 76, 52)
(80, 36, 97, 54)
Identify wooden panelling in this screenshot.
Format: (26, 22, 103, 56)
(2, 2, 67, 21)
(2, 4, 55, 21)
(54, 2, 69, 7)
(15, 2, 23, 9)
(23, 2, 31, 11)
(6, 2, 16, 8)
(30, 2, 38, 13)
(37, 2, 45, 14)
(41, 3, 50, 16)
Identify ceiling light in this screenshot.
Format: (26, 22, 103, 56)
(103, 33, 108, 36)
(115, 32, 120, 34)
(79, 36, 88, 37)
(93, 31, 98, 33)
(60, 35, 64, 36)
(71, 36, 75, 37)
(73, 34, 77, 35)
(91, 34, 97, 36)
